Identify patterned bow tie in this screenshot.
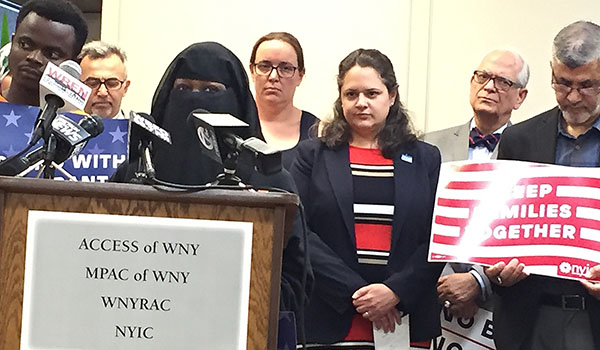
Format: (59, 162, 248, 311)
(469, 127, 501, 152)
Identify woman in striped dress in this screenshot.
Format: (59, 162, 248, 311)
(290, 48, 443, 349)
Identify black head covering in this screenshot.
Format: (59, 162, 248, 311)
(150, 42, 260, 185)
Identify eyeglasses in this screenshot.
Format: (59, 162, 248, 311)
(252, 61, 297, 78)
(83, 77, 126, 90)
(551, 71, 600, 97)
(472, 70, 521, 92)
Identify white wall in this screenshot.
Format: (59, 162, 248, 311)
(102, 0, 412, 124)
(102, 0, 600, 133)
(425, 0, 600, 131)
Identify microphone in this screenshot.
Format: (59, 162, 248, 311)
(128, 111, 171, 160)
(129, 111, 171, 146)
(222, 134, 282, 175)
(30, 60, 92, 146)
(187, 109, 282, 176)
(52, 114, 104, 163)
(128, 111, 171, 183)
(0, 114, 104, 176)
(185, 109, 224, 165)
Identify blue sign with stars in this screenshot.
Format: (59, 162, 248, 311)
(0, 102, 128, 182)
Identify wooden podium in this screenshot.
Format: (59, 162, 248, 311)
(0, 176, 298, 349)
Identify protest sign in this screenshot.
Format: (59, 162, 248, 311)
(0, 102, 127, 182)
(429, 160, 600, 281)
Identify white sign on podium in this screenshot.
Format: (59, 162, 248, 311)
(21, 211, 253, 350)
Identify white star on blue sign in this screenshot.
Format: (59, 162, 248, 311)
(109, 126, 127, 143)
(3, 110, 22, 127)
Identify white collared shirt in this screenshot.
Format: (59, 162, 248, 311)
(468, 119, 508, 161)
(112, 110, 128, 119)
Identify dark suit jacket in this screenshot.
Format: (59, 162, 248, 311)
(496, 106, 600, 349)
(289, 138, 444, 343)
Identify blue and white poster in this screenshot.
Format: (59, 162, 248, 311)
(0, 102, 128, 182)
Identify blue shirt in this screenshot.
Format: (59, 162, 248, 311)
(555, 115, 600, 167)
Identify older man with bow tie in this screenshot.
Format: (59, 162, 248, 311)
(423, 48, 529, 318)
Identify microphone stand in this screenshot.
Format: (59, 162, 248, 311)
(41, 133, 57, 179)
(32, 160, 77, 181)
(33, 133, 77, 180)
(211, 150, 245, 187)
(34, 133, 77, 181)
(132, 141, 156, 185)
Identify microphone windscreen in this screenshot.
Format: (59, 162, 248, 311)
(80, 114, 104, 136)
(58, 60, 82, 80)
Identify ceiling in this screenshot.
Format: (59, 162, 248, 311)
(10, 0, 101, 13)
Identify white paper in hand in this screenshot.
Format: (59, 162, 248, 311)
(373, 315, 410, 350)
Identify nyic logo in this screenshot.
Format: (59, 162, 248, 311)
(558, 261, 590, 278)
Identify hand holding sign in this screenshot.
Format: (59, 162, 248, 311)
(429, 160, 600, 282)
(484, 258, 528, 287)
(581, 265, 600, 299)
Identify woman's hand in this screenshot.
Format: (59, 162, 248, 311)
(352, 283, 400, 321)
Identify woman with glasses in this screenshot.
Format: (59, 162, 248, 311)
(289, 48, 443, 349)
(249, 32, 318, 169)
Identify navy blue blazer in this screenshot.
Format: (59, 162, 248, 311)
(289, 138, 444, 343)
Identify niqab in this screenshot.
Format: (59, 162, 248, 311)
(150, 42, 260, 185)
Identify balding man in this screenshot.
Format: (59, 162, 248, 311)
(79, 41, 130, 119)
(424, 48, 529, 318)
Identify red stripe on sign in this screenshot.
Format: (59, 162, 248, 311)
(446, 181, 490, 189)
(517, 176, 600, 188)
(434, 216, 469, 227)
(431, 234, 462, 245)
(430, 252, 456, 261)
(432, 226, 600, 251)
(471, 255, 576, 266)
(437, 198, 479, 207)
(573, 197, 600, 208)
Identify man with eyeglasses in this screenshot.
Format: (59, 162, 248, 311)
(423, 48, 529, 319)
(79, 41, 130, 119)
(484, 21, 600, 350)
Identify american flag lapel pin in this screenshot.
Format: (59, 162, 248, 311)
(401, 153, 413, 163)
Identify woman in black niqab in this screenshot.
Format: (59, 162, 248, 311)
(150, 41, 261, 185)
(111, 42, 313, 343)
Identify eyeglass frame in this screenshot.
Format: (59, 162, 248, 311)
(83, 77, 126, 90)
(550, 69, 600, 97)
(252, 61, 298, 78)
(472, 70, 522, 92)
